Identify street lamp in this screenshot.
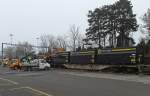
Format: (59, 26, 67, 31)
(36, 37, 39, 47)
(9, 34, 13, 44)
(36, 37, 39, 54)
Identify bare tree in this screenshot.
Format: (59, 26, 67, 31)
(40, 35, 50, 53)
(56, 36, 68, 50)
(77, 33, 85, 49)
(69, 25, 80, 51)
(40, 34, 58, 53)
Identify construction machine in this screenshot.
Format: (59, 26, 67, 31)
(8, 54, 50, 71)
(9, 59, 21, 70)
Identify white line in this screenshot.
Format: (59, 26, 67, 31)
(10, 87, 28, 91)
(10, 86, 53, 96)
(0, 77, 18, 85)
(16, 73, 43, 76)
(26, 87, 52, 96)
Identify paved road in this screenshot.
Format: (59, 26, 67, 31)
(1, 67, 150, 96)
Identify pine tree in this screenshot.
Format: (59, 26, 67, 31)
(86, 0, 138, 48)
(115, 0, 138, 47)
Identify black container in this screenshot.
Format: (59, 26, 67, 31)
(95, 48, 137, 65)
(70, 51, 95, 64)
(53, 52, 70, 65)
(144, 57, 150, 65)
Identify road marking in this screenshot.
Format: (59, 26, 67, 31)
(0, 77, 18, 85)
(10, 86, 53, 96)
(16, 73, 43, 76)
(26, 87, 52, 96)
(10, 87, 28, 91)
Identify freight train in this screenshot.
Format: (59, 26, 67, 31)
(49, 47, 149, 70)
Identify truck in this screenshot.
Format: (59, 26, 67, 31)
(9, 57, 51, 71)
(21, 59, 51, 71)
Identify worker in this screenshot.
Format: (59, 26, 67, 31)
(138, 54, 143, 64)
(27, 56, 32, 64)
(16, 59, 21, 71)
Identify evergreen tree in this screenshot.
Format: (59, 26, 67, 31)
(115, 0, 138, 47)
(86, 6, 109, 48)
(86, 0, 138, 48)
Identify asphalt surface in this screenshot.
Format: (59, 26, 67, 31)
(1, 66, 150, 96)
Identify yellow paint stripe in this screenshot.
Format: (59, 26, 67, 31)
(10, 86, 52, 96)
(112, 48, 136, 52)
(0, 78, 18, 85)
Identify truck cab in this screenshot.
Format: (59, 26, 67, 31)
(31, 59, 51, 70)
(38, 59, 51, 70)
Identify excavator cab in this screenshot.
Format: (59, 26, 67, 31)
(9, 59, 21, 70)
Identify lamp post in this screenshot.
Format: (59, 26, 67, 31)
(9, 34, 13, 44)
(36, 37, 39, 47)
(36, 37, 39, 54)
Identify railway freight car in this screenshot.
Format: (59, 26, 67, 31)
(51, 47, 144, 70)
(143, 56, 150, 65)
(70, 51, 95, 64)
(64, 51, 96, 69)
(96, 48, 141, 65)
(51, 52, 70, 67)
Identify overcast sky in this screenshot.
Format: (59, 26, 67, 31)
(0, 0, 149, 45)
